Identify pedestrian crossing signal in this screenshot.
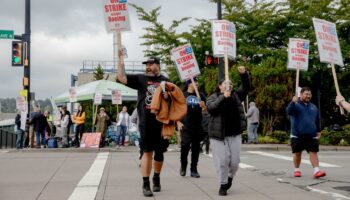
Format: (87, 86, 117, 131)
(12, 41, 23, 66)
(206, 55, 219, 65)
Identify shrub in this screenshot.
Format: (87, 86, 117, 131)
(270, 130, 289, 143)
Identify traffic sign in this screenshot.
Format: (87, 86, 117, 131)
(0, 30, 14, 39)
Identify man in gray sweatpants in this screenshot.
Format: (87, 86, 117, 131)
(206, 66, 250, 196)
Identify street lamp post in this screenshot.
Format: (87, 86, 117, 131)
(217, 0, 224, 82)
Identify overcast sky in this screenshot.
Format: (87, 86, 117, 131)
(0, 0, 217, 100)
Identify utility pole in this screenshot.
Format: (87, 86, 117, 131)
(217, 0, 224, 82)
(24, 0, 31, 117)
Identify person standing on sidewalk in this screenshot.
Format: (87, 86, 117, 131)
(207, 66, 250, 196)
(246, 102, 260, 144)
(15, 112, 25, 149)
(286, 87, 326, 179)
(95, 107, 110, 147)
(72, 105, 85, 147)
(116, 105, 131, 148)
(31, 106, 49, 148)
(178, 77, 206, 178)
(117, 50, 170, 197)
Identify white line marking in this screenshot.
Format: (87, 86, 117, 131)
(248, 151, 341, 168)
(68, 152, 109, 200)
(1, 151, 9, 153)
(205, 153, 255, 169)
(307, 186, 350, 200)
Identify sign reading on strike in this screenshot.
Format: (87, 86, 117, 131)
(102, 0, 131, 33)
(287, 38, 309, 71)
(112, 90, 122, 105)
(16, 96, 26, 111)
(69, 87, 77, 103)
(171, 43, 201, 81)
(212, 20, 236, 59)
(94, 92, 103, 105)
(313, 18, 344, 67)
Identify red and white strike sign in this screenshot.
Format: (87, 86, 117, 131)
(287, 38, 309, 71)
(111, 90, 122, 105)
(171, 43, 201, 81)
(102, 0, 131, 33)
(211, 20, 236, 59)
(313, 18, 344, 67)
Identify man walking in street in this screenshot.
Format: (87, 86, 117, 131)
(286, 87, 326, 179)
(117, 50, 170, 197)
(246, 102, 259, 144)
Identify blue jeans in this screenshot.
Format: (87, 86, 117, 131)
(116, 125, 127, 146)
(35, 130, 46, 146)
(16, 130, 24, 149)
(247, 123, 259, 143)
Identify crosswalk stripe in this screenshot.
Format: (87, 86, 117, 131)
(248, 151, 341, 168)
(68, 152, 109, 200)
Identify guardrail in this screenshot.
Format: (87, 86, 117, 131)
(0, 129, 16, 149)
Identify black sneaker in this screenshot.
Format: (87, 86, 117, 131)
(190, 170, 200, 178)
(226, 177, 233, 190)
(219, 184, 227, 196)
(142, 182, 153, 197)
(180, 167, 186, 176)
(152, 176, 161, 192)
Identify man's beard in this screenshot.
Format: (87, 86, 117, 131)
(145, 70, 159, 77)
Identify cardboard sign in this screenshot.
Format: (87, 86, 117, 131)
(287, 38, 309, 71)
(16, 96, 26, 111)
(171, 43, 201, 81)
(212, 20, 236, 59)
(313, 18, 344, 67)
(69, 87, 77, 103)
(94, 92, 103, 105)
(111, 90, 122, 105)
(80, 132, 101, 148)
(102, 0, 131, 33)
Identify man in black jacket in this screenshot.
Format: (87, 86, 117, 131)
(207, 66, 250, 196)
(30, 107, 49, 148)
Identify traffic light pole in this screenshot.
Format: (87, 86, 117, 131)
(217, 0, 224, 81)
(24, 0, 31, 117)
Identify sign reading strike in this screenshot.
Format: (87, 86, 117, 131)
(313, 18, 344, 67)
(111, 90, 122, 105)
(103, 0, 130, 33)
(94, 92, 103, 105)
(212, 20, 236, 59)
(16, 96, 26, 111)
(69, 87, 77, 103)
(287, 38, 310, 71)
(80, 133, 101, 148)
(171, 43, 200, 81)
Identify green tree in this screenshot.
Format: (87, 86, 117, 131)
(93, 64, 105, 81)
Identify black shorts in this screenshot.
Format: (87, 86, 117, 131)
(139, 116, 169, 153)
(291, 135, 319, 153)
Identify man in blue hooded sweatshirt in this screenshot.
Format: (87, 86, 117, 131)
(286, 87, 326, 179)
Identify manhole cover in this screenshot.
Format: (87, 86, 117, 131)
(333, 186, 350, 192)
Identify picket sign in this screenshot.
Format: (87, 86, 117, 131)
(313, 18, 344, 114)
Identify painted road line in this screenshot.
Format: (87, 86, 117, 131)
(68, 152, 109, 200)
(248, 151, 341, 168)
(307, 186, 350, 200)
(205, 153, 256, 169)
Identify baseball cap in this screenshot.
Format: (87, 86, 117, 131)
(142, 57, 160, 65)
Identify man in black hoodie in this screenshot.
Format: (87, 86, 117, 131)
(30, 107, 49, 148)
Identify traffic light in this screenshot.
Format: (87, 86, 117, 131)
(12, 41, 23, 66)
(206, 55, 219, 65)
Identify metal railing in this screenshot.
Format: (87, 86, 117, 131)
(80, 60, 167, 73)
(0, 129, 16, 149)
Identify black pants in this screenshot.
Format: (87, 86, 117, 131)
(75, 124, 85, 146)
(180, 128, 202, 171)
